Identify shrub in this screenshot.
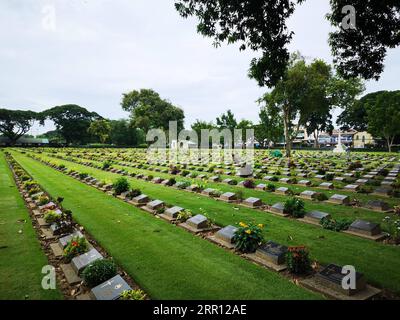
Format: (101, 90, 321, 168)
(38, 195, 50, 206)
(24, 180, 39, 190)
(394, 206, 400, 215)
(102, 160, 112, 170)
(286, 246, 312, 275)
(358, 185, 374, 194)
(233, 222, 265, 253)
(243, 179, 255, 189)
(325, 173, 334, 181)
(382, 216, 400, 244)
(315, 193, 328, 202)
(63, 237, 89, 262)
(166, 178, 176, 186)
(177, 210, 192, 222)
(82, 259, 117, 287)
(270, 176, 279, 182)
(348, 162, 362, 170)
(146, 175, 154, 181)
(129, 189, 142, 198)
(266, 183, 276, 192)
(229, 179, 238, 185)
(44, 210, 61, 224)
(177, 181, 191, 190)
(112, 177, 130, 195)
(320, 217, 352, 232)
(78, 173, 89, 180)
(235, 190, 244, 201)
(120, 289, 147, 301)
(181, 170, 190, 177)
(284, 198, 306, 218)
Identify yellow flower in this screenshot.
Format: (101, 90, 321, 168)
(245, 229, 252, 235)
(258, 224, 264, 229)
(239, 222, 248, 228)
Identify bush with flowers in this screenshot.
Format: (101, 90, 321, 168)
(120, 289, 147, 300)
(286, 246, 312, 275)
(233, 222, 265, 253)
(63, 237, 89, 262)
(383, 215, 400, 244)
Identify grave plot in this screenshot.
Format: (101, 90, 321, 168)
(179, 214, 220, 234)
(300, 264, 381, 300)
(344, 220, 387, 241)
(207, 225, 238, 249)
(244, 241, 288, 272)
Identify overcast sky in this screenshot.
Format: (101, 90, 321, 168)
(1, 0, 399, 135)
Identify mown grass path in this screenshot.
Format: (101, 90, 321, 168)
(11, 152, 321, 300)
(0, 153, 62, 300)
(16, 150, 400, 295)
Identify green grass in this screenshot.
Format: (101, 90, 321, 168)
(38, 150, 400, 226)
(0, 152, 62, 300)
(10, 151, 320, 300)
(15, 150, 400, 295)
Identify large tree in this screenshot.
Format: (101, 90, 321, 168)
(216, 109, 237, 132)
(42, 105, 101, 145)
(121, 89, 185, 133)
(255, 106, 284, 148)
(109, 119, 144, 146)
(364, 91, 400, 152)
(176, 1, 399, 86)
(258, 55, 362, 161)
(88, 119, 111, 144)
(328, 0, 400, 81)
(0, 109, 38, 145)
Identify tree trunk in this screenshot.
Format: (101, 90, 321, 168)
(283, 108, 291, 165)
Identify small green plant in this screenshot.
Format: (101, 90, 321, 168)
(233, 222, 265, 253)
(82, 259, 117, 287)
(382, 216, 400, 244)
(320, 217, 352, 232)
(63, 237, 89, 262)
(177, 181, 191, 190)
(120, 289, 147, 301)
(38, 195, 50, 206)
(44, 210, 61, 224)
(102, 160, 112, 170)
(79, 172, 89, 180)
(177, 210, 192, 222)
(166, 178, 176, 186)
(266, 183, 276, 192)
(284, 198, 306, 218)
(315, 193, 328, 202)
(113, 177, 130, 195)
(286, 246, 312, 275)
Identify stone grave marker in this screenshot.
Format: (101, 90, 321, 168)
(298, 180, 311, 186)
(255, 184, 267, 191)
(146, 200, 164, 211)
(365, 200, 391, 212)
(186, 214, 209, 230)
(59, 231, 84, 248)
(164, 206, 184, 219)
(90, 275, 132, 300)
(243, 197, 262, 208)
(276, 187, 290, 195)
(215, 226, 238, 244)
(299, 190, 317, 200)
(348, 220, 381, 236)
(72, 248, 103, 274)
(344, 184, 360, 192)
(328, 194, 350, 205)
(256, 241, 288, 265)
(269, 203, 285, 215)
(202, 188, 216, 196)
(319, 182, 334, 190)
(132, 194, 150, 205)
(220, 192, 237, 202)
(304, 211, 331, 224)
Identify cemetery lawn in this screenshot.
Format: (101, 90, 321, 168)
(0, 153, 62, 300)
(11, 153, 321, 300)
(13, 151, 400, 295)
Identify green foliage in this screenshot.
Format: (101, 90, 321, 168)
(284, 198, 306, 218)
(177, 210, 192, 222)
(320, 217, 352, 232)
(63, 237, 89, 263)
(286, 247, 312, 275)
(78, 172, 88, 180)
(44, 210, 61, 224)
(0, 109, 39, 145)
(88, 119, 111, 144)
(38, 195, 50, 206)
(382, 216, 400, 244)
(315, 193, 328, 202)
(233, 222, 265, 254)
(102, 160, 112, 170)
(266, 183, 276, 192)
(81, 259, 117, 287)
(121, 89, 185, 133)
(120, 289, 147, 301)
(42, 105, 101, 145)
(112, 177, 130, 195)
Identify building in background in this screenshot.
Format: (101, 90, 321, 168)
(353, 131, 376, 149)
